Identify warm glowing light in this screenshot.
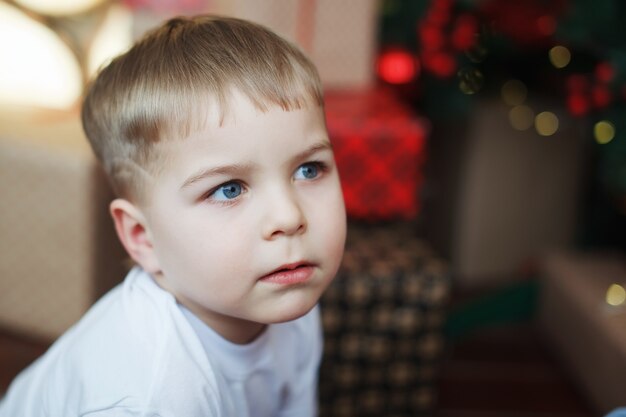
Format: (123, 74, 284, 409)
(606, 284, 626, 307)
(549, 45, 571, 69)
(458, 68, 483, 95)
(535, 111, 559, 136)
(509, 105, 534, 131)
(501, 79, 527, 106)
(87, 5, 134, 77)
(13, 0, 105, 16)
(377, 49, 419, 84)
(594, 121, 615, 144)
(0, 2, 82, 109)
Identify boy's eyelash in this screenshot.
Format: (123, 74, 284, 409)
(202, 181, 245, 203)
(305, 160, 329, 171)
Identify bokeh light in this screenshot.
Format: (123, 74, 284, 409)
(0, 2, 83, 109)
(606, 284, 626, 307)
(87, 4, 133, 77)
(509, 105, 534, 131)
(13, 0, 105, 16)
(535, 111, 559, 136)
(594, 120, 615, 144)
(549, 45, 571, 69)
(501, 79, 527, 106)
(458, 68, 484, 95)
(377, 49, 419, 84)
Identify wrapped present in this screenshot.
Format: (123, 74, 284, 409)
(538, 252, 626, 414)
(212, 0, 378, 89)
(319, 224, 450, 416)
(325, 89, 428, 221)
(0, 109, 127, 341)
(132, 0, 378, 89)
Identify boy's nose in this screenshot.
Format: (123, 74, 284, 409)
(262, 189, 307, 240)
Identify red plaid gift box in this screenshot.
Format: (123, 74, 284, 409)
(325, 89, 428, 221)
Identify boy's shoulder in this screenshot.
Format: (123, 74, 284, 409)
(1, 268, 224, 416)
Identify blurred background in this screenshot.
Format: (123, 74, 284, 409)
(1, 0, 625, 416)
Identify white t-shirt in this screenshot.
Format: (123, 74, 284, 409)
(0, 267, 322, 417)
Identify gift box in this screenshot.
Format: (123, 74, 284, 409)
(319, 224, 450, 416)
(133, 0, 378, 89)
(538, 252, 626, 414)
(325, 89, 428, 221)
(0, 109, 127, 341)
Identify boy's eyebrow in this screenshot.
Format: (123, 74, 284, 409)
(291, 140, 333, 163)
(180, 162, 254, 190)
(180, 141, 333, 190)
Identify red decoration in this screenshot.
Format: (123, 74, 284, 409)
(324, 89, 428, 221)
(422, 51, 457, 78)
(478, 0, 567, 46)
(536, 15, 557, 36)
(566, 93, 589, 117)
(451, 14, 478, 51)
(377, 49, 420, 85)
(565, 70, 614, 116)
(595, 62, 615, 83)
(591, 85, 612, 109)
(416, 0, 478, 79)
(419, 24, 446, 51)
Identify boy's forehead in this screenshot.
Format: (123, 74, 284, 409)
(174, 89, 324, 138)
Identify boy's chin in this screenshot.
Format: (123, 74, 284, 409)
(261, 296, 320, 324)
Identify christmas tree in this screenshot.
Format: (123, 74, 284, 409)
(378, 0, 626, 249)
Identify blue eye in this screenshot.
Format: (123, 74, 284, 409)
(294, 162, 320, 180)
(211, 182, 243, 200)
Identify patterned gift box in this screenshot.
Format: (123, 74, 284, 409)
(319, 224, 450, 416)
(325, 89, 428, 221)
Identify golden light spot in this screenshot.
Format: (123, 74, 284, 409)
(606, 284, 626, 307)
(458, 68, 484, 95)
(13, 0, 105, 16)
(87, 4, 133, 78)
(535, 111, 559, 136)
(501, 79, 527, 106)
(549, 45, 571, 69)
(0, 2, 82, 109)
(509, 105, 535, 131)
(594, 120, 615, 144)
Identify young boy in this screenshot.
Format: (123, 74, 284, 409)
(0, 15, 346, 416)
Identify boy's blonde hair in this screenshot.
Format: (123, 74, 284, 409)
(81, 15, 323, 203)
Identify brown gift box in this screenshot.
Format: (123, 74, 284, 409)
(0, 109, 127, 341)
(538, 252, 626, 414)
(319, 224, 450, 416)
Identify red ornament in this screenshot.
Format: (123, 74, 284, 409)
(377, 49, 420, 84)
(419, 23, 446, 50)
(595, 62, 615, 83)
(536, 15, 557, 36)
(566, 93, 589, 117)
(591, 85, 612, 109)
(451, 14, 478, 51)
(478, 0, 567, 46)
(422, 51, 457, 79)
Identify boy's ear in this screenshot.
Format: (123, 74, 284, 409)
(110, 199, 161, 274)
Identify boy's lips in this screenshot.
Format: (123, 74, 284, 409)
(259, 262, 315, 285)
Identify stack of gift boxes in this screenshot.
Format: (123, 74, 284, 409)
(320, 89, 447, 416)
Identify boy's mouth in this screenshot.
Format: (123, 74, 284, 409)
(259, 262, 315, 285)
